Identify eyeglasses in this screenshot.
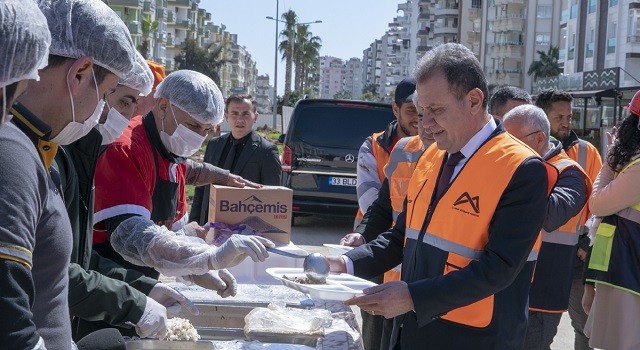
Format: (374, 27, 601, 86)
(524, 130, 542, 138)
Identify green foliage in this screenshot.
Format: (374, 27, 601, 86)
(527, 45, 561, 82)
(333, 90, 352, 100)
(362, 83, 378, 95)
(174, 38, 228, 85)
(360, 91, 381, 102)
(138, 14, 158, 59)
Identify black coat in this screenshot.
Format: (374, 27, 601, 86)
(189, 130, 281, 225)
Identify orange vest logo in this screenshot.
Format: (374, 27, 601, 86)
(453, 192, 480, 215)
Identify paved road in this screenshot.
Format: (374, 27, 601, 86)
(290, 214, 577, 350)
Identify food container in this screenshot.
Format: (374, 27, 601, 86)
(265, 268, 377, 301)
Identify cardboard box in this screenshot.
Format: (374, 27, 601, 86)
(208, 185, 292, 244)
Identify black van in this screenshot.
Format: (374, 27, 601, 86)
(279, 99, 396, 220)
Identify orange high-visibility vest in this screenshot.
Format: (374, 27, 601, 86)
(529, 149, 592, 313)
(404, 132, 557, 328)
(354, 130, 390, 227)
(382, 135, 424, 282)
(565, 139, 602, 228)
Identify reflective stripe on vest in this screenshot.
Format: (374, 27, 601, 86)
(385, 136, 424, 223)
(577, 139, 588, 170)
(354, 131, 390, 228)
(404, 133, 555, 328)
(547, 150, 592, 237)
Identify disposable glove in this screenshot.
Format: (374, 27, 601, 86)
(148, 283, 199, 317)
(135, 297, 167, 339)
(208, 235, 274, 270)
(187, 269, 238, 298)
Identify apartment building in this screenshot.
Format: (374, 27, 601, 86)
(105, 0, 258, 97)
(319, 56, 344, 99)
(255, 74, 274, 114)
(343, 58, 365, 98)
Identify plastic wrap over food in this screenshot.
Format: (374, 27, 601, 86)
(204, 222, 261, 246)
(244, 303, 332, 337)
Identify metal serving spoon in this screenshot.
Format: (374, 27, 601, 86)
(266, 248, 330, 284)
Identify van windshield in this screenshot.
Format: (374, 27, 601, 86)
(293, 104, 396, 149)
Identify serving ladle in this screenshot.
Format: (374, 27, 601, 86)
(266, 248, 331, 283)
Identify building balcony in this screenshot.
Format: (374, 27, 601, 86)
(127, 21, 141, 35)
(469, 43, 481, 56)
(491, 19, 524, 32)
(165, 35, 174, 47)
(171, 19, 191, 29)
(156, 7, 167, 19)
(467, 31, 480, 43)
(433, 26, 458, 35)
(488, 71, 522, 86)
(491, 44, 523, 59)
(468, 8, 480, 20)
(167, 10, 175, 23)
(168, 0, 191, 8)
(197, 27, 204, 36)
(416, 45, 430, 52)
(418, 29, 430, 37)
(434, 7, 459, 17)
(628, 35, 640, 43)
(108, 0, 143, 7)
(419, 12, 430, 20)
(493, 0, 524, 5)
(155, 32, 166, 43)
(143, 0, 155, 13)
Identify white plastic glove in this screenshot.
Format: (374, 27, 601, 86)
(148, 283, 199, 317)
(208, 235, 275, 270)
(188, 269, 238, 298)
(135, 297, 168, 339)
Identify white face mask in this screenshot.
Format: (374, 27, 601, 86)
(98, 100, 130, 145)
(52, 68, 105, 145)
(159, 104, 206, 157)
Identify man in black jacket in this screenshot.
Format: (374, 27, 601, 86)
(190, 94, 281, 225)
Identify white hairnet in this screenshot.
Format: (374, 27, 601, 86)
(154, 70, 224, 125)
(37, 0, 136, 78)
(0, 0, 51, 89)
(119, 51, 154, 96)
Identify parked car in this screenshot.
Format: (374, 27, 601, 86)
(279, 99, 396, 222)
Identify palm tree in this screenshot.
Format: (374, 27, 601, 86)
(293, 24, 322, 92)
(279, 10, 298, 104)
(174, 38, 229, 85)
(139, 14, 158, 59)
(527, 45, 561, 82)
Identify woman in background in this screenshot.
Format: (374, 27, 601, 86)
(583, 90, 640, 350)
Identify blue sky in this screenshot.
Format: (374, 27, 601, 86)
(199, 0, 403, 93)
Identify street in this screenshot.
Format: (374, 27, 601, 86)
(290, 214, 576, 350)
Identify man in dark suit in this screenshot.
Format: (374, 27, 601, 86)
(190, 94, 281, 225)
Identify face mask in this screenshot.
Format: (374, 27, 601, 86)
(159, 104, 206, 157)
(52, 67, 105, 145)
(98, 100, 130, 145)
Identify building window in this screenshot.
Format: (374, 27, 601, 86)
(472, 0, 482, 9)
(610, 0, 618, 6)
(588, 0, 596, 13)
(570, 2, 578, 18)
(586, 43, 594, 57)
(535, 33, 551, 46)
(537, 5, 552, 18)
(568, 46, 575, 60)
(607, 38, 616, 54)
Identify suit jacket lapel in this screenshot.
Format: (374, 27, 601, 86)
(210, 133, 228, 167)
(233, 131, 259, 174)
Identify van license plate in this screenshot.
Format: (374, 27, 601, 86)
(329, 177, 356, 186)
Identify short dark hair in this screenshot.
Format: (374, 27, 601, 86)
(46, 54, 113, 86)
(414, 43, 489, 108)
(488, 86, 532, 115)
(1, 82, 19, 110)
(534, 89, 573, 115)
(225, 94, 256, 112)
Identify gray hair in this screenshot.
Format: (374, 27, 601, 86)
(413, 43, 488, 108)
(503, 104, 550, 142)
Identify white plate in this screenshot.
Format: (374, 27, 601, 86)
(265, 267, 376, 301)
(322, 244, 354, 255)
